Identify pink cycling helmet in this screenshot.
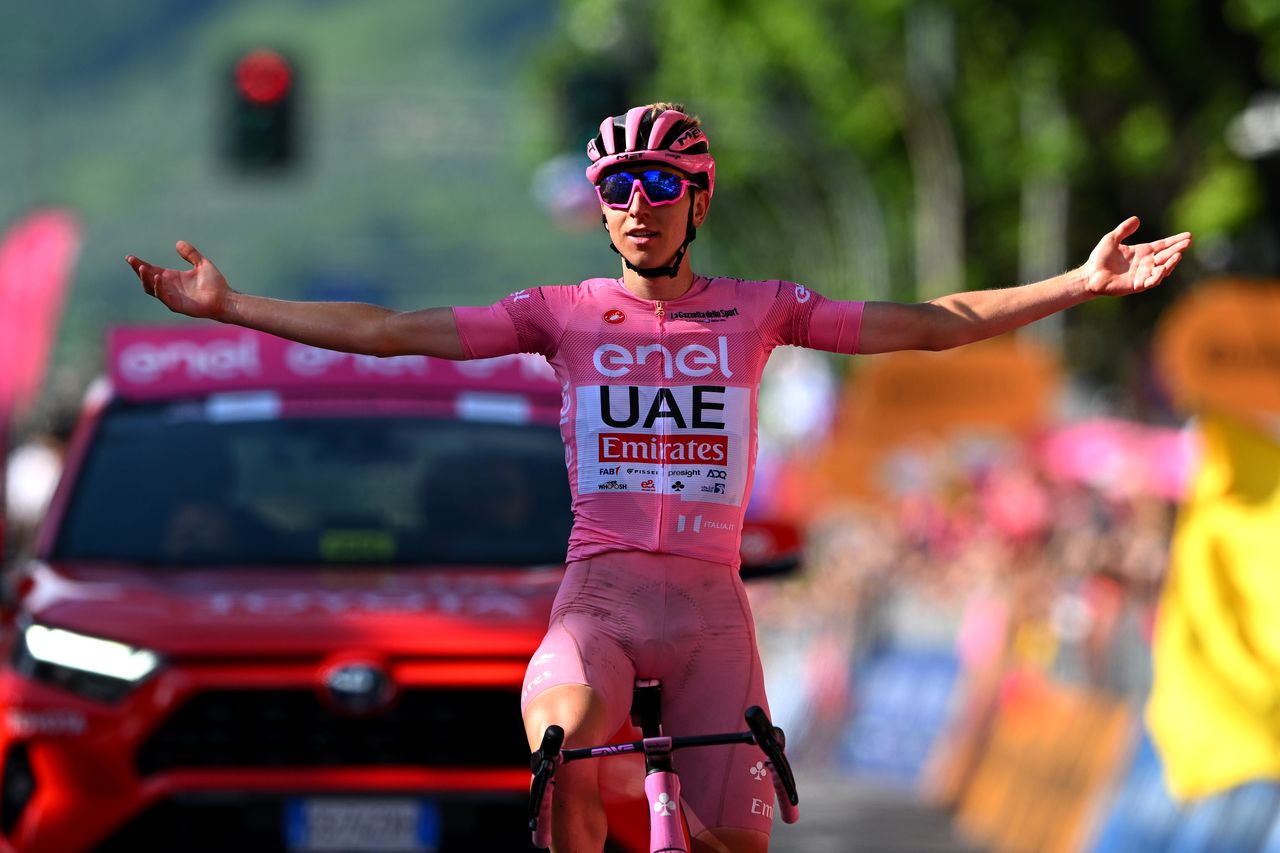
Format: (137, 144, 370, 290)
(585, 105, 716, 198)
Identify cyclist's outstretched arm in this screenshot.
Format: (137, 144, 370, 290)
(855, 217, 1191, 355)
(125, 241, 466, 360)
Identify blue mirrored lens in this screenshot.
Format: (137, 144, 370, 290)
(599, 173, 637, 205)
(639, 170, 684, 202)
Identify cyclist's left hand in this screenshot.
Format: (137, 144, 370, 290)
(1084, 216, 1191, 297)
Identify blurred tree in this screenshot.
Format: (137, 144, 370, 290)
(537, 0, 1275, 391)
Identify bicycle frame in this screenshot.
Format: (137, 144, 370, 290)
(529, 680, 799, 852)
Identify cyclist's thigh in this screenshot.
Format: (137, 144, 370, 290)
(520, 559, 639, 742)
(655, 562, 773, 838)
(522, 683, 618, 749)
(671, 650, 773, 839)
(692, 827, 769, 853)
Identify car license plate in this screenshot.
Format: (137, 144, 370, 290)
(285, 797, 441, 852)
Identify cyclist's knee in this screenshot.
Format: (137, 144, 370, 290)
(523, 682, 614, 749)
(692, 826, 769, 853)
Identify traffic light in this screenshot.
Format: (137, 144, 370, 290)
(224, 48, 298, 172)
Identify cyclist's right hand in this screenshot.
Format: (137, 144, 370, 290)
(126, 241, 230, 320)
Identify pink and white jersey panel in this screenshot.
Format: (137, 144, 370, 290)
(453, 276, 863, 567)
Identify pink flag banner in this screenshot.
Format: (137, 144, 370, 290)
(1036, 417, 1195, 501)
(0, 209, 82, 415)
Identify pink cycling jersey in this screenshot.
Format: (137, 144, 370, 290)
(453, 275, 863, 568)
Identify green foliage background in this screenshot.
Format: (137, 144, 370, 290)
(5, 0, 1280, 419)
(535, 0, 1280, 394)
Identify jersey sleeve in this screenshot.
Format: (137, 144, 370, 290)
(756, 280, 865, 355)
(452, 287, 564, 359)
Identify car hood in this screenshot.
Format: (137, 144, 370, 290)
(20, 560, 563, 658)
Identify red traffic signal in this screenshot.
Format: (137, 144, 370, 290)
(234, 49, 293, 106)
(224, 48, 299, 173)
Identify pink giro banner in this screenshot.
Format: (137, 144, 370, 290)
(0, 209, 82, 414)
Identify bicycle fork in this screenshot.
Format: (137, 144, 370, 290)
(641, 737, 688, 853)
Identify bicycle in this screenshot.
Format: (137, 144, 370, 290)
(528, 678, 800, 852)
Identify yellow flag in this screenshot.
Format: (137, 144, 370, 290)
(1147, 412, 1280, 800)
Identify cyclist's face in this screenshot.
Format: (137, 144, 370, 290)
(599, 167, 709, 266)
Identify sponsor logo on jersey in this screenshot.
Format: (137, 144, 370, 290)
(603, 309, 626, 324)
(599, 385, 726, 429)
(667, 307, 740, 323)
(592, 337, 732, 379)
(641, 480, 656, 491)
(701, 482, 726, 494)
(794, 284, 811, 304)
(575, 384, 748, 506)
(598, 434, 728, 464)
(598, 480, 628, 490)
(675, 516, 736, 534)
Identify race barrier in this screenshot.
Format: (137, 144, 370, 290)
(860, 665, 1280, 853)
(948, 674, 1130, 853)
(839, 647, 961, 787)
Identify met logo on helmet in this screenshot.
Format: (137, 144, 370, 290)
(593, 337, 732, 379)
(672, 127, 705, 149)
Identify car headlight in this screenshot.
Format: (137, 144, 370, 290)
(12, 623, 161, 704)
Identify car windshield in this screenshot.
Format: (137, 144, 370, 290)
(52, 402, 573, 567)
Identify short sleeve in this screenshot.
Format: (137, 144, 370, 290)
(756, 280, 864, 354)
(452, 287, 564, 358)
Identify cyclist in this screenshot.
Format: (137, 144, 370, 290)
(126, 103, 1191, 853)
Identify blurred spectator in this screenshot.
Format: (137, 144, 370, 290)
(750, 419, 1178, 783)
(4, 412, 74, 562)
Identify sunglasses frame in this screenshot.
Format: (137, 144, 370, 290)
(595, 169, 695, 210)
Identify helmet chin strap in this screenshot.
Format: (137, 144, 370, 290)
(605, 205, 698, 280)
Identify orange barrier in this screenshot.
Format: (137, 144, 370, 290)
(809, 335, 1061, 505)
(944, 672, 1133, 853)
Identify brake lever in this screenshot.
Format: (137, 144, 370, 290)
(528, 725, 564, 836)
(744, 705, 800, 820)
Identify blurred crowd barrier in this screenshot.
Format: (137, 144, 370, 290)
(751, 415, 1280, 853)
(752, 416, 1179, 852)
(750, 277, 1280, 853)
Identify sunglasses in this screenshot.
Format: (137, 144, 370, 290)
(595, 169, 694, 209)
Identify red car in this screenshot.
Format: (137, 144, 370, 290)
(0, 325, 799, 853)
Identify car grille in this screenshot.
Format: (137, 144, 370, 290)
(94, 793, 536, 853)
(137, 688, 527, 775)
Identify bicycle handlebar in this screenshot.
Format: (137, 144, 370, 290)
(744, 706, 800, 824)
(529, 724, 563, 848)
(528, 707, 800, 846)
